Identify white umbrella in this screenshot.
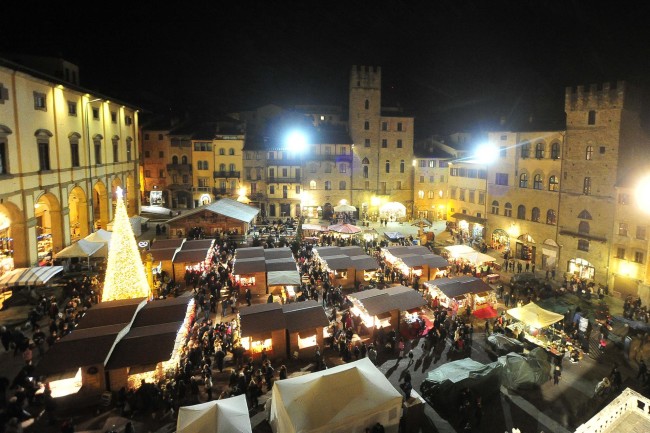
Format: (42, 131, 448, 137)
(334, 204, 357, 212)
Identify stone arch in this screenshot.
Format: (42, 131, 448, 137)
(34, 192, 64, 258)
(126, 174, 137, 216)
(68, 186, 89, 240)
(34, 129, 54, 138)
(93, 180, 109, 230)
(0, 201, 27, 269)
(111, 177, 123, 218)
(0, 125, 13, 134)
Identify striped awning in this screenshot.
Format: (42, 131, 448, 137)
(0, 266, 64, 288)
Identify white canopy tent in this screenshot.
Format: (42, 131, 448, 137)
(84, 229, 113, 246)
(269, 357, 402, 433)
(0, 266, 64, 288)
(55, 239, 107, 268)
(176, 394, 252, 433)
(457, 251, 497, 266)
(507, 302, 564, 329)
(267, 270, 301, 286)
(444, 245, 476, 256)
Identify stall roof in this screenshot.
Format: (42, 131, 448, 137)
(264, 248, 294, 260)
(166, 198, 259, 224)
(357, 285, 426, 316)
(147, 247, 178, 262)
(267, 270, 301, 286)
(444, 245, 475, 256)
(350, 256, 380, 271)
(400, 254, 449, 269)
(235, 247, 266, 259)
(339, 246, 366, 257)
(233, 257, 267, 274)
(181, 239, 215, 251)
(106, 321, 183, 370)
(75, 298, 145, 330)
(132, 296, 191, 328)
(321, 254, 352, 270)
(424, 276, 492, 299)
(404, 245, 434, 256)
(348, 288, 384, 300)
(265, 258, 298, 272)
(457, 251, 497, 265)
(150, 238, 185, 250)
(314, 246, 342, 257)
(384, 232, 405, 241)
(239, 303, 286, 335)
(173, 248, 210, 263)
(507, 302, 564, 328)
(384, 246, 410, 257)
(282, 300, 330, 331)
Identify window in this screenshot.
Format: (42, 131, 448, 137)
(636, 226, 646, 240)
(419, 176, 424, 183)
(310, 180, 316, 190)
(70, 140, 80, 168)
(459, 189, 466, 201)
(144, 150, 151, 158)
(339, 164, 347, 173)
(325, 164, 331, 173)
(549, 175, 559, 191)
(418, 190, 424, 199)
(418, 160, 426, 168)
(546, 209, 556, 225)
(269, 185, 275, 195)
(535, 142, 545, 159)
(92, 107, 99, 119)
(33, 92, 46, 111)
(519, 173, 528, 188)
(450, 188, 457, 199)
(381, 139, 387, 148)
(439, 161, 448, 168)
(144, 170, 151, 177)
(385, 160, 390, 173)
(229, 163, 236, 172)
(578, 239, 590, 252)
(67, 101, 77, 116)
(428, 191, 434, 199)
(396, 181, 402, 190)
(618, 193, 630, 204)
(112, 139, 119, 163)
(182, 156, 188, 164)
(158, 134, 163, 140)
(364, 121, 370, 130)
(296, 185, 301, 195)
(159, 169, 165, 178)
(363, 165, 369, 178)
(94, 139, 102, 164)
(38, 140, 50, 170)
(500, 147, 507, 158)
(533, 174, 543, 190)
(339, 181, 346, 190)
(618, 223, 628, 236)
(551, 142, 560, 159)
(468, 190, 475, 203)
(583, 177, 591, 195)
(0, 84, 8, 104)
(182, 175, 188, 184)
(588, 110, 596, 125)
(324, 181, 331, 190)
(600, 146, 606, 154)
(579, 221, 590, 234)
(491, 200, 499, 215)
(397, 139, 403, 148)
(616, 248, 625, 259)
(504, 203, 512, 217)
(309, 164, 317, 173)
(144, 134, 150, 140)
(397, 122, 403, 131)
(578, 210, 592, 220)
(634, 251, 644, 264)
(125, 115, 132, 126)
(219, 148, 225, 155)
(531, 207, 540, 222)
(585, 146, 593, 160)
(382, 122, 387, 131)
(400, 160, 405, 173)
(517, 205, 526, 220)
(364, 139, 370, 147)
(495, 173, 508, 185)
(126, 140, 132, 162)
(521, 142, 530, 159)
(111, 112, 117, 123)
(364, 99, 369, 109)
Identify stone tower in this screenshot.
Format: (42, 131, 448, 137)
(558, 81, 648, 285)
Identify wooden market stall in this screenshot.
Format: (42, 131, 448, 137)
(172, 247, 213, 283)
(164, 198, 260, 238)
(314, 246, 379, 288)
(423, 276, 496, 316)
(282, 300, 330, 360)
(233, 257, 267, 295)
(266, 260, 301, 302)
(351, 256, 381, 284)
(238, 303, 287, 361)
(382, 245, 449, 282)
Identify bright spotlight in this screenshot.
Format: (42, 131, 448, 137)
(474, 143, 499, 164)
(635, 175, 650, 214)
(286, 131, 307, 153)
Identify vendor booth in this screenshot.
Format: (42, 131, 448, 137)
(423, 276, 496, 317)
(382, 246, 449, 282)
(283, 300, 330, 360)
(266, 258, 301, 301)
(269, 357, 403, 433)
(506, 302, 571, 357)
(238, 303, 287, 361)
(445, 244, 498, 276)
(351, 255, 381, 283)
(172, 246, 213, 283)
(233, 257, 267, 295)
(384, 231, 405, 244)
(177, 394, 253, 433)
(313, 246, 379, 288)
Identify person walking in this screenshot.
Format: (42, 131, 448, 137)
(553, 365, 561, 385)
(245, 288, 252, 306)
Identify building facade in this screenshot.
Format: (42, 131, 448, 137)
(0, 57, 140, 271)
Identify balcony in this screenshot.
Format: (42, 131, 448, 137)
(251, 192, 266, 201)
(191, 186, 211, 192)
(268, 176, 301, 184)
(166, 163, 192, 174)
(314, 153, 353, 162)
(213, 170, 241, 179)
(213, 188, 236, 197)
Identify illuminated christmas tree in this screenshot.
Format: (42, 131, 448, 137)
(102, 187, 150, 301)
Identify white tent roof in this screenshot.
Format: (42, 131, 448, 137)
(267, 270, 301, 286)
(269, 357, 402, 433)
(84, 229, 113, 244)
(444, 245, 476, 256)
(55, 239, 107, 259)
(507, 302, 564, 328)
(176, 394, 252, 433)
(457, 251, 497, 265)
(0, 266, 64, 287)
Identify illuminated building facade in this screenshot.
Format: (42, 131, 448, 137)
(0, 56, 140, 271)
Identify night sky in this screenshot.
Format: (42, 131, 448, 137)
(3, 1, 650, 137)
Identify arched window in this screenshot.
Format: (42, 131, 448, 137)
(427, 191, 434, 199)
(533, 174, 543, 190)
(549, 175, 559, 191)
(229, 148, 235, 155)
(363, 166, 369, 178)
(339, 181, 346, 190)
(385, 160, 390, 173)
(578, 221, 590, 234)
(521, 142, 531, 159)
(181, 155, 188, 164)
(546, 209, 556, 225)
(362, 157, 369, 164)
(219, 148, 225, 155)
(172, 155, 179, 164)
(578, 239, 590, 252)
(219, 163, 226, 171)
(491, 200, 499, 215)
(517, 205, 526, 220)
(531, 207, 540, 222)
(93, 138, 102, 166)
(585, 146, 594, 160)
(551, 142, 560, 159)
(535, 142, 545, 159)
(578, 210, 592, 220)
(310, 180, 316, 190)
(519, 173, 528, 188)
(364, 99, 369, 110)
(504, 203, 512, 217)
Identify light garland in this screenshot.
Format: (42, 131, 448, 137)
(102, 187, 150, 302)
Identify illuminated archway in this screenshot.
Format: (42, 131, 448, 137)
(0, 201, 26, 272)
(93, 180, 109, 230)
(68, 186, 89, 241)
(126, 174, 137, 216)
(379, 202, 406, 220)
(35, 193, 63, 261)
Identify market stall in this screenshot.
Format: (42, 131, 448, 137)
(506, 302, 569, 357)
(382, 246, 449, 282)
(232, 257, 267, 295)
(282, 300, 330, 360)
(351, 255, 381, 283)
(238, 303, 287, 361)
(172, 246, 213, 283)
(423, 276, 496, 317)
(266, 257, 301, 301)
